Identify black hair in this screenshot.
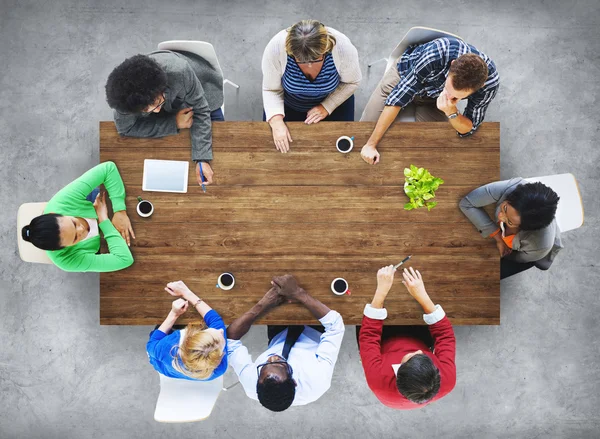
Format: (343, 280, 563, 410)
(505, 182, 559, 231)
(105, 54, 168, 113)
(396, 354, 440, 404)
(21, 213, 63, 251)
(256, 376, 296, 412)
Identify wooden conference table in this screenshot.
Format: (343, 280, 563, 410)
(99, 121, 500, 326)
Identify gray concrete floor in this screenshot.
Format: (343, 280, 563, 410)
(1, 0, 599, 438)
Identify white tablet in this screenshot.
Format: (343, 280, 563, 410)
(142, 159, 189, 193)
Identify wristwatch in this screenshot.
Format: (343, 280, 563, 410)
(193, 298, 204, 308)
(447, 111, 460, 120)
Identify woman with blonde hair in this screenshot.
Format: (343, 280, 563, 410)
(262, 20, 361, 152)
(146, 281, 227, 380)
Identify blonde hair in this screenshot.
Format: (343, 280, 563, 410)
(171, 322, 224, 380)
(285, 20, 336, 63)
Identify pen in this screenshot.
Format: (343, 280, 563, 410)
(198, 162, 207, 193)
(394, 255, 412, 270)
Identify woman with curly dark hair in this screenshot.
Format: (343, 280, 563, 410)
(459, 178, 562, 279)
(105, 50, 225, 188)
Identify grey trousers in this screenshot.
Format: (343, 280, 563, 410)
(360, 60, 447, 124)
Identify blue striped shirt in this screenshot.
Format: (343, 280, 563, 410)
(386, 37, 500, 137)
(282, 53, 340, 112)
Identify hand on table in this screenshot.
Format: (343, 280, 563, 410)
(269, 116, 293, 153)
(305, 104, 329, 124)
(171, 298, 189, 317)
(376, 265, 397, 296)
(272, 274, 305, 302)
(112, 211, 135, 246)
(93, 191, 109, 223)
(360, 144, 380, 165)
(165, 281, 196, 302)
(401, 267, 429, 301)
(196, 161, 214, 187)
(176, 108, 194, 129)
(259, 286, 286, 308)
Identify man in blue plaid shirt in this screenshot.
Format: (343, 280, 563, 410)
(360, 37, 499, 165)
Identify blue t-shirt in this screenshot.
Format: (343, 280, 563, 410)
(282, 53, 340, 112)
(146, 309, 228, 381)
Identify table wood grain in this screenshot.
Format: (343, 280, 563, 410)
(99, 121, 500, 325)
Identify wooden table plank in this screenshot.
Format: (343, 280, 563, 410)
(100, 121, 500, 149)
(98, 185, 483, 224)
(101, 148, 499, 188)
(99, 254, 497, 285)
(101, 278, 499, 298)
(100, 121, 500, 325)
(121, 223, 494, 256)
(100, 297, 500, 326)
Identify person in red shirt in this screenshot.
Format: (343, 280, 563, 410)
(358, 265, 456, 409)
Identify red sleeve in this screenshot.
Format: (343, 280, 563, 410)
(428, 316, 456, 396)
(359, 315, 385, 388)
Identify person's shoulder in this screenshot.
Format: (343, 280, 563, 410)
(148, 50, 190, 76)
(156, 329, 183, 347)
(266, 29, 288, 50)
(327, 27, 351, 43)
(328, 27, 356, 53)
(428, 37, 458, 51)
(522, 221, 558, 248)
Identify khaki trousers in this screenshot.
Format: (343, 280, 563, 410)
(360, 60, 447, 124)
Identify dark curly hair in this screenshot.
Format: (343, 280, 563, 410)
(105, 55, 167, 113)
(505, 182, 559, 231)
(256, 376, 296, 412)
(449, 53, 488, 92)
(396, 353, 440, 404)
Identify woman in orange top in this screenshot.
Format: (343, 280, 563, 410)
(459, 178, 561, 279)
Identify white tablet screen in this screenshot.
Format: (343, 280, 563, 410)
(142, 159, 189, 193)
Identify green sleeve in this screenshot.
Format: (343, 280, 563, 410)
(52, 161, 127, 212)
(50, 220, 134, 272)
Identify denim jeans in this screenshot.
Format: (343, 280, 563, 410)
(210, 108, 225, 121)
(85, 187, 100, 203)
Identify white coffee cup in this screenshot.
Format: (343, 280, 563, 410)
(331, 277, 350, 295)
(216, 272, 235, 290)
(336, 136, 354, 153)
(136, 197, 154, 218)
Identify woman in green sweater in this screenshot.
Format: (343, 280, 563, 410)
(21, 161, 135, 272)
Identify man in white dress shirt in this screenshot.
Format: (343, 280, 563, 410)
(226, 275, 345, 412)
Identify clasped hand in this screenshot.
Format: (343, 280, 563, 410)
(260, 274, 305, 307)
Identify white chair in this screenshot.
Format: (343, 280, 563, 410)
(17, 202, 53, 264)
(525, 173, 584, 232)
(368, 26, 463, 71)
(154, 373, 223, 423)
(157, 40, 239, 115)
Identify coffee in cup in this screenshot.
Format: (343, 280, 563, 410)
(136, 196, 154, 218)
(336, 136, 354, 153)
(331, 277, 350, 295)
(216, 272, 235, 290)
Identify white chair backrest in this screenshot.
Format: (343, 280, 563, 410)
(386, 26, 463, 71)
(17, 202, 53, 264)
(524, 173, 584, 232)
(154, 373, 223, 423)
(157, 40, 224, 77)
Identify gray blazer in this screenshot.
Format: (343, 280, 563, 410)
(112, 50, 224, 162)
(459, 178, 563, 268)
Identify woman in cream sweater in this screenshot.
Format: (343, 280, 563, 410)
(262, 20, 361, 152)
